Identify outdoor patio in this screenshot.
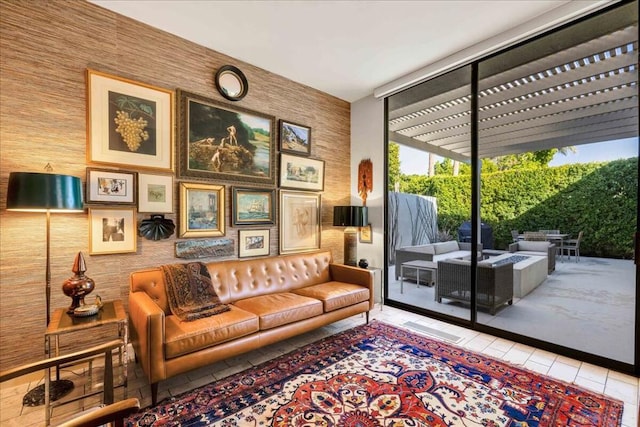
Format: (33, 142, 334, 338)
(387, 255, 635, 364)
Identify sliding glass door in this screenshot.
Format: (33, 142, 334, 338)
(386, 65, 473, 322)
(474, 1, 638, 365)
(384, 0, 638, 372)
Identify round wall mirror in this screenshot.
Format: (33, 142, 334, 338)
(215, 65, 248, 101)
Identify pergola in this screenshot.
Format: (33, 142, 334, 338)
(388, 7, 637, 163)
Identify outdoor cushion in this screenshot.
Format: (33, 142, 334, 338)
(432, 250, 470, 262)
(433, 241, 460, 254)
(517, 241, 551, 252)
(398, 245, 435, 255)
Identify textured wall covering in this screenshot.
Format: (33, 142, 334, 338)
(0, 1, 350, 370)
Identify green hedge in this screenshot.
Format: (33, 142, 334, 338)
(399, 158, 638, 258)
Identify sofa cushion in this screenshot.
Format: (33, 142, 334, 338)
(433, 241, 460, 254)
(432, 250, 470, 262)
(397, 245, 435, 255)
(515, 251, 548, 258)
(516, 241, 550, 252)
(164, 305, 259, 359)
(233, 292, 323, 330)
(292, 281, 369, 312)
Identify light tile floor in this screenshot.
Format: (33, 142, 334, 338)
(1, 305, 638, 426)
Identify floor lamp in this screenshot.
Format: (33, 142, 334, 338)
(333, 206, 368, 266)
(6, 171, 84, 405)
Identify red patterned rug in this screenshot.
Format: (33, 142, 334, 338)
(127, 321, 624, 426)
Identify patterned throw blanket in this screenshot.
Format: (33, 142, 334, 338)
(161, 262, 229, 321)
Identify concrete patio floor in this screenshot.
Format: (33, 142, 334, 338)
(387, 256, 636, 364)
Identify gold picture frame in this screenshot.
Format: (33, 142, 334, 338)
(179, 182, 225, 238)
(87, 69, 174, 172)
(89, 207, 137, 255)
(359, 223, 373, 244)
(279, 190, 321, 254)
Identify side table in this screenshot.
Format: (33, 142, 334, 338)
(400, 260, 437, 293)
(46, 300, 128, 397)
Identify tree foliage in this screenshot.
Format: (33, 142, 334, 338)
(388, 142, 401, 190)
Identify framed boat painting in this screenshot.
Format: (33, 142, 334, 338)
(232, 187, 275, 226)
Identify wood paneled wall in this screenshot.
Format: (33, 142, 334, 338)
(0, 1, 351, 370)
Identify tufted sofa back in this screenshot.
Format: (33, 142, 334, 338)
(130, 251, 334, 315)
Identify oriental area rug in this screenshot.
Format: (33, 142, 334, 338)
(127, 321, 623, 426)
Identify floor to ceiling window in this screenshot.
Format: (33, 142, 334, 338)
(385, 0, 638, 373)
(387, 65, 473, 322)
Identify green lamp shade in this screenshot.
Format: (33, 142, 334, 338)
(333, 206, 368, 227)
(6, 172, 84, 212)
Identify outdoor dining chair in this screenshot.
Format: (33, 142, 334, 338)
(524, 231, 547, 241)
(561, 231, 583, 262)
(511, 230, 521, 242)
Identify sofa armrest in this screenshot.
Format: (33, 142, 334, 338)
(508, 242, 518, 253)
(128, 291, 166, 384)
(329, 263, 375, 310)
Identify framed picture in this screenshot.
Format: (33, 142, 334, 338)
(89, 207, 137, 255)
(279, 190, 321, 254)
(179, 182, 225, 238)
(279, 120, 311, 156)
(138, 173, 174, 213)
(86, 168, 136, 205)
(238, 229, 270, 258)
(232, 187, 275, 225)
(177, 90, 275, 184)
(279, 153, 325, 191)
(359, 224, 373, 243)
(86, 69, 174, 171)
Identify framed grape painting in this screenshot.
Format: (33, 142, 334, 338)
(87, 69, 174, 172)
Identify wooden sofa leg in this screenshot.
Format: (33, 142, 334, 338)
(366, 311, 370, 324)
(151, 383, 158, 406)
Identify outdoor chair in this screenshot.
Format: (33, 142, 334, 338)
(0, 339, 139, 426)
(561, 231, 583, 262)
(436, 258, 513, 315)
(523, 231, 546, 241)
(511, 230, 521, 242)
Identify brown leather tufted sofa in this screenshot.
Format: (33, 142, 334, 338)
(128, 250, 374, 405)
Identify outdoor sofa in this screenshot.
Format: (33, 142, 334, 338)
(395, 241, 482, 284)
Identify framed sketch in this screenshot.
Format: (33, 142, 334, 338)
(177, 90, 275, 184)
(89, 207, 137, 255)
(86, 69, 174, 171)
(232, 187, 275, 225)
(179, 182, 225, 238)
(359, 224, 373, 244)
(86, 168, 136, 205)
(279, 120, 311, 156)
(279, 153, 325, 191)
(279, 190, 321, 254)
(138, 173, 174, 213)
(238, 229, 270, 258)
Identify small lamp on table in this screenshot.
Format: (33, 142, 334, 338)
(333, 206, 368, 266)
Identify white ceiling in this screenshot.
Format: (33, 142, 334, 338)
(90, 0, 593, 103)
